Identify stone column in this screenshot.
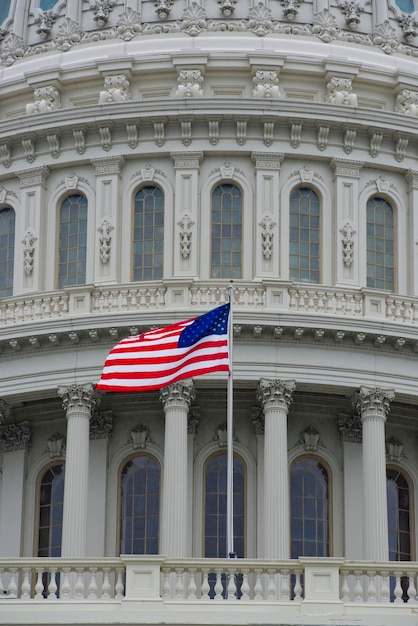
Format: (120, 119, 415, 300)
(0, 417, 32, 557)
(58, 383, 98, 557)
(160, 381, 195, 557)
(405, 170, 418, 296)
(187, 408, 200, 556)
(353, 386, 394, 562)
(251, 407, 265, 557)
(257, 379, 295, 559)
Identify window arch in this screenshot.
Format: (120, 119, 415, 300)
(366, 197, 395, 291)
(394, 0, 416, 13)
(289, 187, 320, 283)
(204, 452, 246, 558)
(0, 207, 15, 297)
(119, 454, 160, 555)
(387, 467, 413, 561)
(0, 0, 11, 25)
(58, 194, 88, 288)
(290, 456, 330, 558)
(40, 0, 60, 9)
(133, 186, 164, 281)
(36, 463, 65, 557)
(211, 184, 242, 279)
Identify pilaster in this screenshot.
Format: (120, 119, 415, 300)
(58, 383, 98, 557)
(330, 159, 364, 288)
(257, 378, 295, 559)
(160, 381, 195, 557)
(405, 170, 418, 295)
(353, 386, 394, 562)
(170, 152, 203, 278)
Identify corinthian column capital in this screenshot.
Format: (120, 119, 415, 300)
(160, 380, 196, 411)
(58, 383, 99, 415)
(257, 379, 296, 412)
(353, 386, 395, 422)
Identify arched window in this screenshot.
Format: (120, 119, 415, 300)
(40, 0, 60, 9)
(289, 188, 320, 283)
(119, 455, 160, 555)
(387, 467, 412, 561)
(36, 463, 65, 557)
(211, 184, 242, 279)
(290, 457, 330, 558)
(58, 194, 88, 288)
(0, 0, 11, 25)
(204, 452, 245, 558)
(0, 207, 15, 297)
(394, 0, 416, 13)
(133, 186, 164, 281)
(366, 197, 395, 291)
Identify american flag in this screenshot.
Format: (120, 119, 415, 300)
(96, 303, 230, 392)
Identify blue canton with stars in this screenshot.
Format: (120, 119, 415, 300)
(178, 303, 230, 348)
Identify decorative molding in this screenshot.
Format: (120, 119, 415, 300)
(259, 214, 276, 260)
(47, 432, 66, 457)
(290, 123, 302, 149)
(99, 126, 112, 151)
(16, 166, 49, 188)
(236, 120, 247, 146)
(372, 21, 398, 56)
(340, 1, 363, 31)
(0, 144, 12, 168)
(155, 0, 173, 19)
(325, 77, 357, 106)
(26, 85, 61, 115)
(91, 0, 116, 28)
(297, 426, 323, 452)
(115, 7, 142, 40)
(176, 69, 204, 97)
(54, 18, 82, 52)
(369, 131, 383, 158)
(130, 424, 150, 449)
(90, 410, 114, 439)
(188, 407, 200, 434)
(181, 120, 192, 146)
(281, 0, 302, 22)
(330, 158, 364, 178)
(0, 422, 32, 452)
(160, 380, 196, 410)
(353, 386, 395, 421)
(337, 412, 362, 443)
(317, 126, 329, 151)
(252, 70, 281, 99)
(257, 379, 296, 412)
(22, 138, 36, 163)
(251, 152, 284, 170)
(99, 74, 131, 104)
(73, 129, 86, 155)
(98, 219, 114, 264)
(47, 133, 61, 159)
(0, 399, 11, 424)
(91, 155, 125, 175)
(0, 33, 25, 67)
(395, 89, 418, 116)
(34, 9, 57, 40)
(58, 383, 99, 414)
(171, 151, 203, 168)
(208, 120, 220, 146)
(386, 436, 404, 462)
(343, 128, 357, 155)
(251, 407, 264, 435)
(126, 124, 138, 149)
(178, 213, 195, 259)
(22, 230, 37, 276)
(154, 121, 165, 147)
(312, 9, 338, 43)
(340, 221, 356, 267)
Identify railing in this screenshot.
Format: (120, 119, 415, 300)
(1, 557, 418, 606)
(1, 281, 418, 328)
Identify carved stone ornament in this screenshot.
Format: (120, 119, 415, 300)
(99, 74, 131, 103)
(0, 399, 11, 424)
(257, 379, 296, 412)
(178, 213, 195, 259)
(325, 77, 357, 106)
(372, 21, 399, 55)
(312, 9, 338, 43)
(34, 9, 57, 40)
(115, 8, 142, 40)
(340, 221, 356, 267)
(251, 407, 264, 435)
(47, 432, 66, 457)
(218, 0, 236, 18)
(58, 383, 99, 415)
(160, 380, 196, 410)
(155, 0, 173, 19)
(297, 426, 322, 451)
(91, 0, 116, 28)
(248, 3, 273, 37)
(0, 422, 32, 453)
(386, 436, 404, 462)
(337, 413, 362, 443)
(98, 219, 114, 264)
(398, 13, 418, 44)
(54, 18, 82, 52)
(0, 33, 26, 67)
(395, 89, 418, 117)
(259, 214, 276, 260)
(214, 422, 236, 446)
(340, 1, 363, 31)
(90, 410, 114, 439)
(181, 3, 208, 36)
(353, 386, 395, 421)
(188, 407, 200, 434)
(281, 0, 301, 21)
(130, 424, 150, 449)
(0, 144, 12, 168)
(176, 69, 204, 97)
(22, 230, 37, 276)
(252, 70, 281, 99)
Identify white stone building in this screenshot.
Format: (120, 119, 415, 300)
(1, 0, 418, 624)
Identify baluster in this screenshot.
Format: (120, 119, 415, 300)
(379, 570, 390, 603)
(214, 569, 223, 601)
(340, 569, 350, 603)
(115, 567, 125, 600)
(247, 287, 255, 306)
(61, 567, 71, 599)
(162, 568, 171, 599)
(366, 571, 377, 603)
(129, 289, 138, 310)
(0, 568, 4, 595)
(8, 568, 18, 598)
(120, 289, 129, 311)
(267, 569, 277, 601)
(102, 568, 112, 599)
(354, 294, 362, 316)
(307, 290, 316, 311)
(88, 567, 98, 599)
(413, 302, 418, 324)
(187, 568, 197, 600)
(335, 293, 343, 314)
(201, 568, 210, 600)
(253, 569, 263, 601)
(353, 570, 363, 602)
(393, 574, 403, 604)
(316, 290, 325, 312)
(386, 298, 394, 319)
(34, 568, 45, 600)
(288, 289, 297, 310)
(325, 292, 334, 314)
(226, 569, 237, 601)
(139, 290, 147, 307)
(174, 568, 184, 600)
(298, 290, 306, 310)
(21, 568, 31, 599)
(48, 568, 58, 600)
(279, 569, 290, 602)
(75, 568, 85, 599)
(406, 572, 417, 604)
(240, 569, 250, 601)
(293, 569, 303, 602)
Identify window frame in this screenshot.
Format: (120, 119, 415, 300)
(56, 192, 88, 289)
(289, 186, 321, 285)
(387, 465, 415, 562)
(366, 195, 396, 292)
(34, 461, 65, 558)
(0, 206, 15, 298)
(132, 184, 165, 283)
(210, 182, 243, 280)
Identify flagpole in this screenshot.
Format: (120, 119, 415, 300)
(226, 282, 235, 558)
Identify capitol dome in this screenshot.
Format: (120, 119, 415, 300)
(1, 1, 418, 625)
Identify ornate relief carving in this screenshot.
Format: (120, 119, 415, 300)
(154, 122, 165, 147)
(395, 89, 418, 116)
(98, 219, 114, 264)
(317, 126, 329, 151)
(160, 380, 196, 409)
(312, 9, 338, 43)
(47, 133, 61, 158)
(188, 407, 200, 434)
(386, 436, 404, 462)
(353, 386, 395, 420)
(16, 165, 49, 188)
(290, 123, 302, 149)
(47, 432, 66, 457)
(369, 131, 383, 158)
(90, 410, 114, 439)
(181, 120, 192, 145)
(0, 399, 11, 424)
(116, 8, 142, 40)
(218, 0, 236, 18)
(248, 3, 273, 37)
(372, 21, 399, 55)
(22, 230, 37, 276)
(398, 13, 418, 44)
(252, 70, 280, 99)
(58, 383, 99, 415)
(99, 126, 112, 151)
(281, 0, 302, 21)
(297, 426, 323, 451)
(259, 214, 276, 260)
(181, 3, 208, 36)
(340, 221, 355, 267)
(155, 0, 173, 19)
(90, 0, 116, 28)
(236, 120, 247, 146)
(340, 1, 362, 31)
(343, 128, 357, 154)
(91, 155, 125, 175)
(22, 138, 35, 163)
(251, 407, 264, 435)
(126, 124, 138, 149)
(130, 424, 150, 448)
(99, 74, 131, 103)
(55, 18, 82, 52)
(34, 9, 57, 40)
(208, 120, 220, 146)
(0, 422, 32, 452)
(325, 77, 357, 106)
(337, 412, 362, 443)
(395, 135, 408, 162)
(178, 213, 194, 259)
(257, 379, 296, 411)
(0, 33, 25, 66)
(0, 144, 12, 168)
(176, 69, 204, 97)
(73, 129, 86, 155)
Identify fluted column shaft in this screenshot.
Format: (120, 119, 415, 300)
(160, 381, 195, 557)
(354, 386, 394, 562)
(257, 379, 295, 559)
(58, 384, 98, 557)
